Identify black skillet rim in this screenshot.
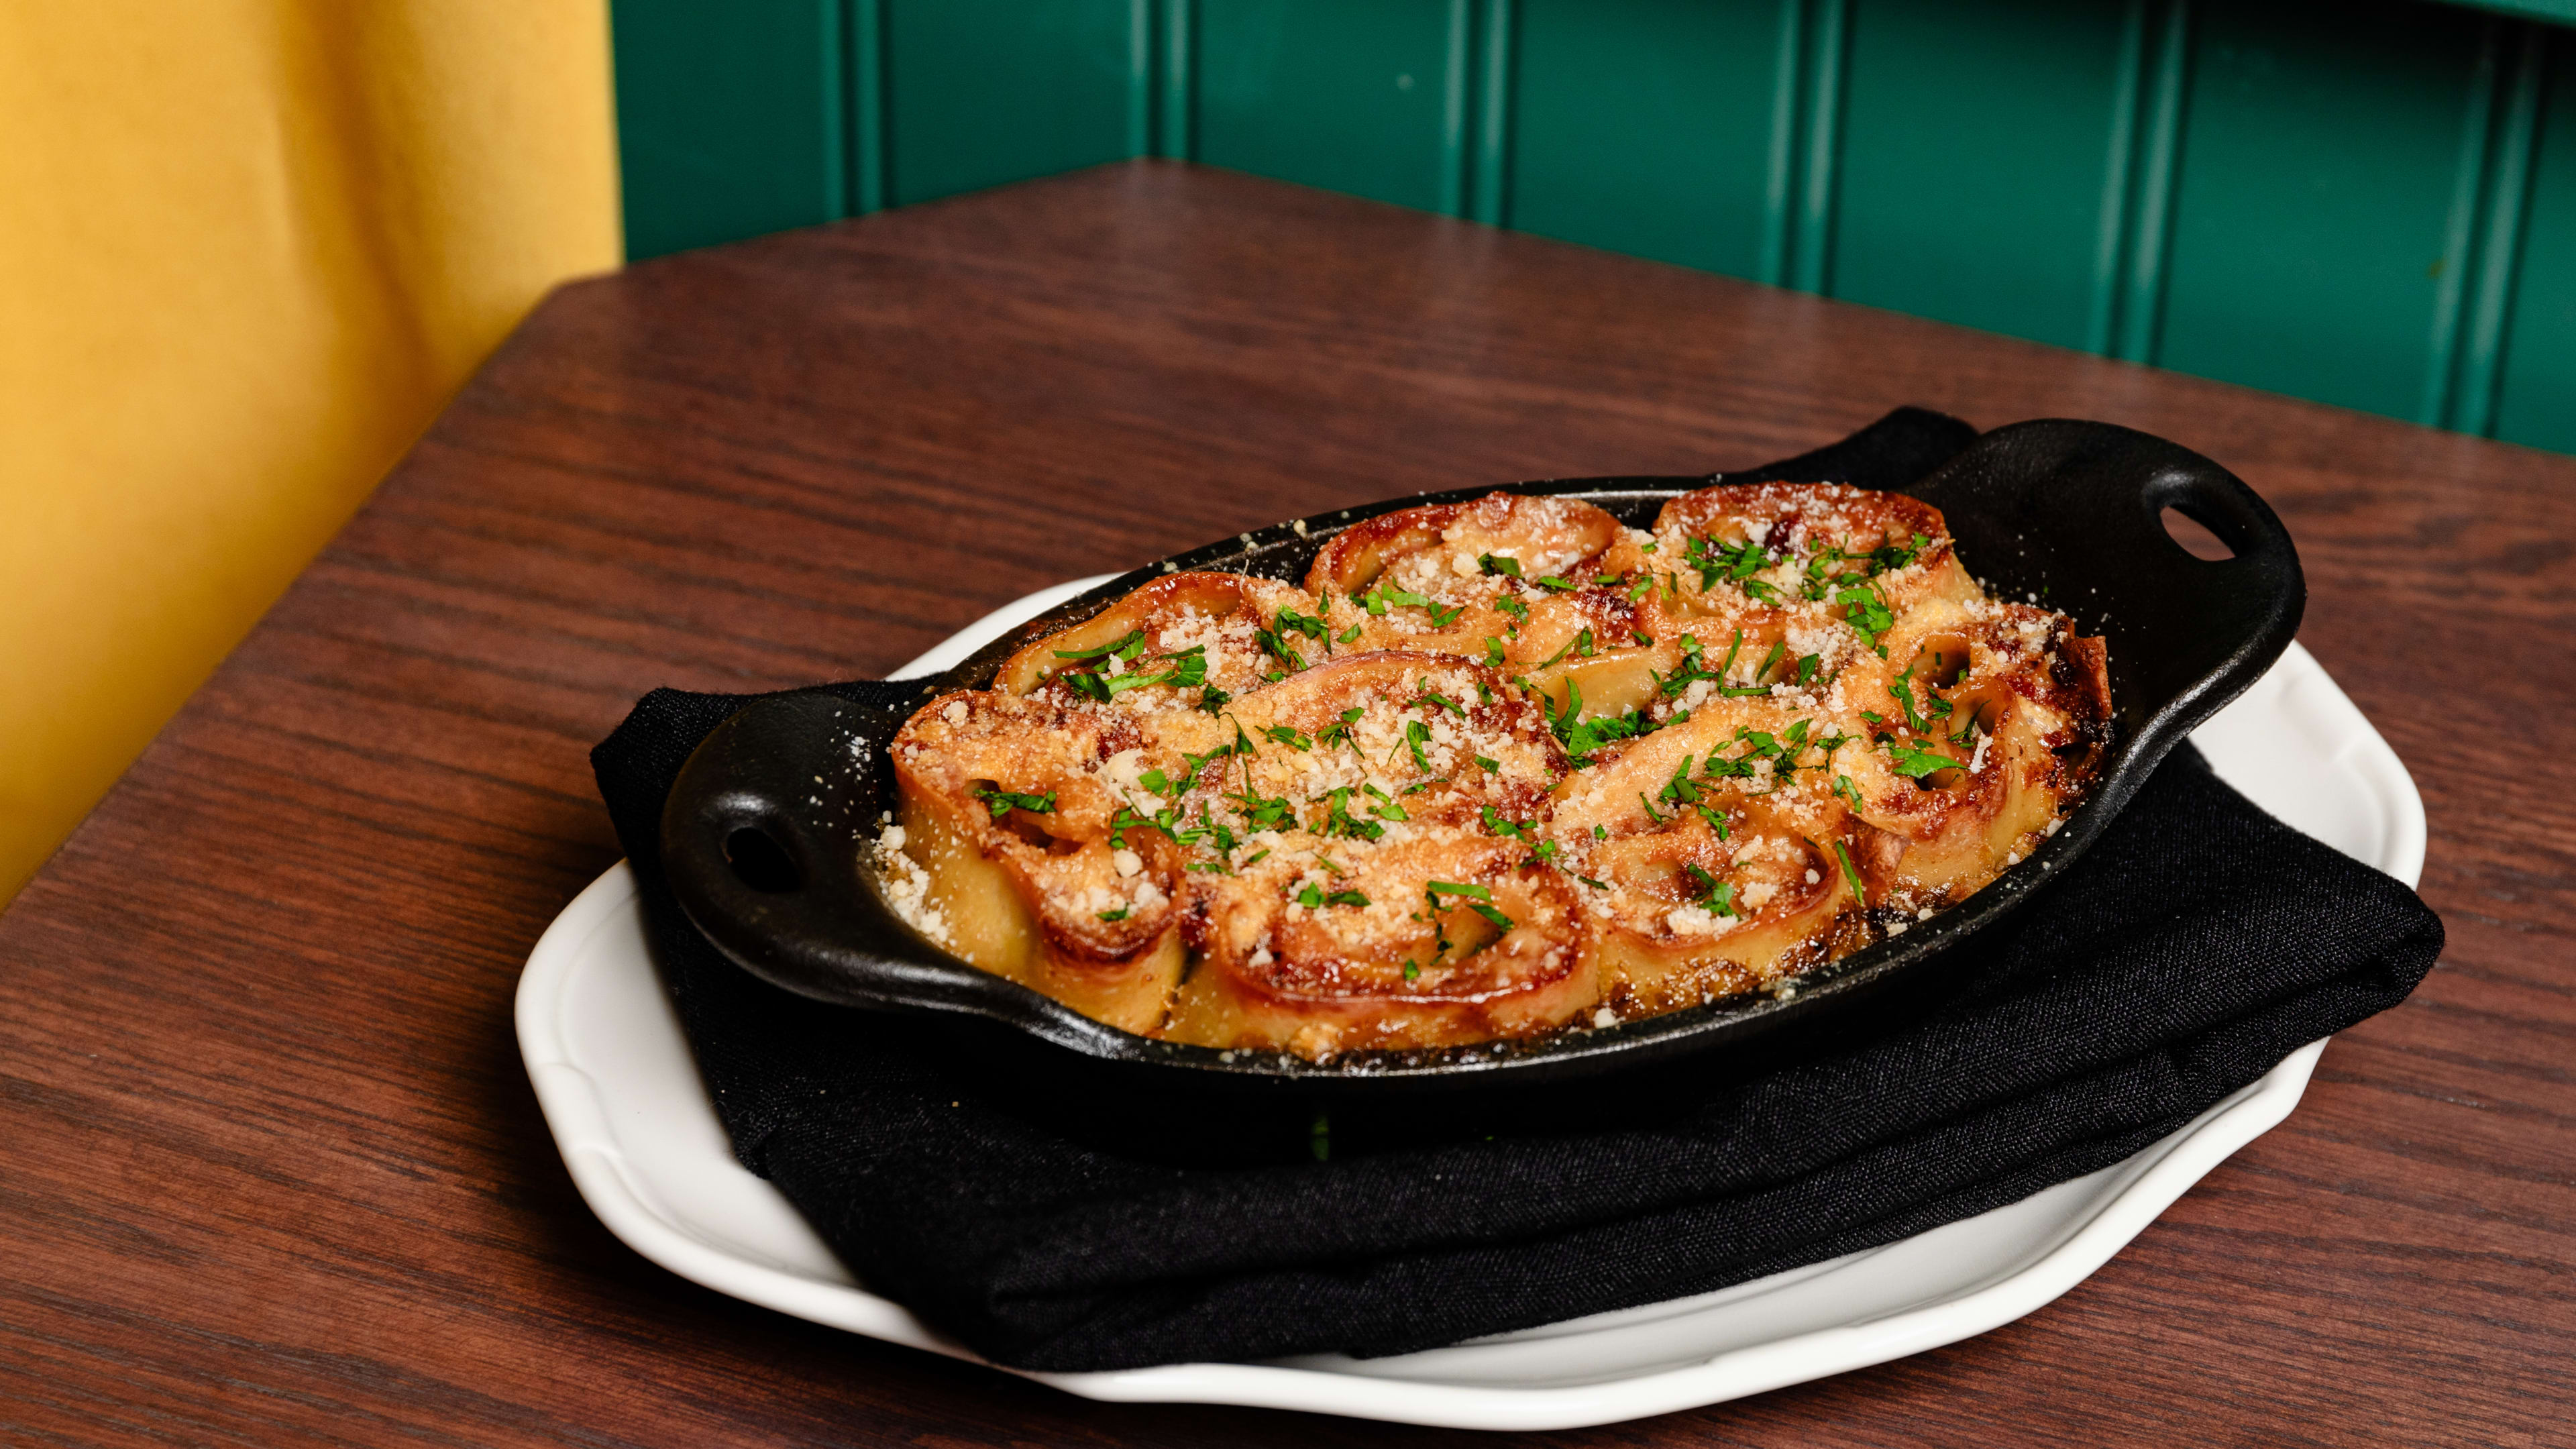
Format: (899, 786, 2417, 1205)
(666, 419, 2304, 1087)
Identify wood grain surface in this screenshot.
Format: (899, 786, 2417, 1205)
(3, 162, 2567, 1448)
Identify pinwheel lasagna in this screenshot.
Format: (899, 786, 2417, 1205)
(875, 482, 2112, 1059)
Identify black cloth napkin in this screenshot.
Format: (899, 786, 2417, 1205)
(588, 410, 2442, 1373)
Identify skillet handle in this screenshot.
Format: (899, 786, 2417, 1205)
(1904, 418, 2304, 760)
(657, 688, 1130, 1054)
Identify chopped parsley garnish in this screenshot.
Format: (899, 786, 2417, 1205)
(1293, 881, 1370, 909)
(1426, 880, 1516, 934)
(1684, 535, 1783, 603)
(1658, 632, 1723, 698)
(1477, 553, 1521, 578)
(1886, 739, 1964, 778)
(1225, 784, 1295, 832)
(1275, 606, 1331, 645)
(1796, 652, 1822, 686)
(1253, 625, 1307, 672)
(1096, 906, 1132, 922)
(1681, 864, 1737, 917)
(1360, 783, 1408, 820)
(1358, 582, 1432, 615)
(1797, 531, 1933, 600)
(1262, 724, 1313, 751)
(1831, 839, 1867, 906)
(1312, 785, 1401, 841)
(1197, 684, 1231, 713)
(1337, 623, 1363, 644)
(1482, 636, 1506, 666)
(1533, 627, 1597, 669)
(1425, 599, 1467, 628)
(1052, 629, 1144, 661)
(1403, 718, 1434, 773)
(1317, 706, 1364, 753)
(1833, 773, 1866, 810)
(1493, 593, 1529, 623)
(1546, 678, 1655, 762)
(1412, 688, 1465, 716)
(1533, 574, 1579, 592)
(1835, 584, 1895, 655)
(1888, 658, 1956, 735)
(1473, 753, 1499, 773)
(973, 787, 1056, 818)
(1180, 741, 1238, 782)
(1479, 806, 1559, 867)
(1061, 645, 1207, 702)
(1659, 754, 1703, 806)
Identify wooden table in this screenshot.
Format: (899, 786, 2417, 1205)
(5, 162, 2567, 1448)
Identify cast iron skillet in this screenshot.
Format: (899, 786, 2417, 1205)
(659, 418, 2302, 1093)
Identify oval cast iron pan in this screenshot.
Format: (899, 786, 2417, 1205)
(658, 418, 2303, 1095)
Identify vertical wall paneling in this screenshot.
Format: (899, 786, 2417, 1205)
(1192, 0, 1459, 212)
(1126, 0, 1153, 156)
(2086, 0, 2192, 361)
(1831, 0, 2137, 350)
(818, 0, 849, 219)
(1469, 0, 1515, 224)
(1508, 0, 1786, 278)
(612, 0, 848, 260)
(2453, 22, 2549, 433)
(2157, 0, 2491, 421)
(1760, 0, 1809, 286)
(879, 1, 1133, 209)
(1439, 0, 1473, 215)
(2422, 18, 2508, 426)
(2086, 0, 2151, 356)
(2118, 0, 2192, 363)
(1161, 0, 1196, 158)
(849, 0, 888, 213)
(2493, 31, 2573, 450)
(1791, 0, 1849, 294)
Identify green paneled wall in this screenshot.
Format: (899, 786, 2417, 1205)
(611, 0, 2570, 453)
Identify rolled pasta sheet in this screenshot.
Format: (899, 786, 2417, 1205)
(1547, 699, 1860, 1012)
(1831, 596, 2112, 901)
(890, 690, 1186, 1033)
(996, 570, 1315, 714)
(1171, 836, 1594, 1058)
(1306, 494, 1684, 718)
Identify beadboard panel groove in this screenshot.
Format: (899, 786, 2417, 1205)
(611, 0, 2572, 453)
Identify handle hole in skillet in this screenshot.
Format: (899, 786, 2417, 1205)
(724, 827, 802, 894)
(2159, 505, 2237, 561)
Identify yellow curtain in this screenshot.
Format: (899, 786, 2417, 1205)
(0, 2, 622, 906)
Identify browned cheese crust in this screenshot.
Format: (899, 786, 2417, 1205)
(875, 484, 2113, 1059)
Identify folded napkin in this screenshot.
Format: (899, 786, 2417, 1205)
(589, 411, 2442, 1373)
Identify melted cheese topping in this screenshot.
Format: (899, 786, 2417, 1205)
(881, 484, 2113, 1059)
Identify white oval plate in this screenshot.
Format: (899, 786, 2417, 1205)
(517, 578, 2424, 1431)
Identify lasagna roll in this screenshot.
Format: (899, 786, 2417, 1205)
(888, 691, 1185, 1032)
